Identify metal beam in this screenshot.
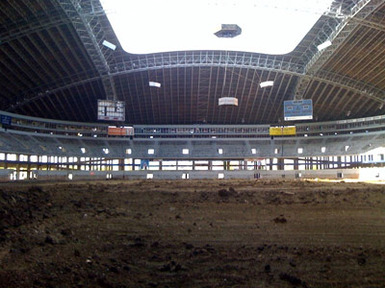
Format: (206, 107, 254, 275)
(307, 0, 384, 75)
(56, 0, 116, 100)
(112, 51, 305, 76)
(294, 0, 385, 100)
(9, 45, 385, 113)
(0, 15, 71, 45)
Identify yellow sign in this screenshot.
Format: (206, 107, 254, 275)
(269, 126, 296, 136)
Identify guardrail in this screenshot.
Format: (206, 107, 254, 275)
(1, 110, 385, 139)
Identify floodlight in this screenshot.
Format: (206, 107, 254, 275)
(102, 40, 116, 50)
(260, 81, 274, 88)
(317, 40, 332, 51)
(218, 97, 238, 106)
(149, 81, 161, 88)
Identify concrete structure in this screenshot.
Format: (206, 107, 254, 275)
(0, 110, 384, 181)
(1, 1, 385, 180)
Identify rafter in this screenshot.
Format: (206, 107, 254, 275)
(56, 0, 116, 100)
(294, 0, 385, 100)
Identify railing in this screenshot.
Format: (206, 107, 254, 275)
(1, 110, 385, 139)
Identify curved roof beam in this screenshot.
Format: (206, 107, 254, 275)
(113, 52, 304, 76)
(0, 13, 70, 45)
(294, 0, 384, 100)
(56, 0, 117, 100)
(10, 48, 384, 112)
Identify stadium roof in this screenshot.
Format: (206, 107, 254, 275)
(0, 0, 385, 125)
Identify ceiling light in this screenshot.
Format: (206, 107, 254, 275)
(149, 81, 161, 88)
(102, 40, 116, 50)
(317, 40, 332, 51)
(260, 81, 274, 88)
(218, 97, 238, 106)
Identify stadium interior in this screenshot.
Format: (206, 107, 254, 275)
(1, 2, 385, 288)
(0, 0, 385, 181)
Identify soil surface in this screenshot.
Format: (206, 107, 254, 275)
(0, 179, 384, 288)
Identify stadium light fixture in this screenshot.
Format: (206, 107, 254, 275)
(149, 81, 161, 88)
(218, 97, 238, 106)
(102, 40, 117, 50)
(317, 40, 332, 51)
(260, 81, 274, 88)
(101, 0, 333, 55)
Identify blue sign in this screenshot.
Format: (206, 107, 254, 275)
(0, 115, 12, 125)
(284, 99, 313, 121)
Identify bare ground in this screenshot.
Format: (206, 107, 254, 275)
(0, 179, 384, 288)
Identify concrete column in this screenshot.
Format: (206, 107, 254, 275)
(119, 158, 124, 171)
(4, 153, 8, 169)
(278, 158, 284, 170)
(16, 154, 20, 175)
(306, 157, 311, 170)
(294, 158, 299, 170)
(27, 155, 32, 179)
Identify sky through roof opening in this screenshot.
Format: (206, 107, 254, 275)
(101, 0, 333, 55)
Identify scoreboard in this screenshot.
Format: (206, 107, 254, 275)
(0, 115, 12, 126)
(284, 99, 313, 121)
(97, 100, 125, 121)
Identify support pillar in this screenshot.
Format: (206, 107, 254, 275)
(208, 160, 212, 171)
(119, 158, 124, 171)
(278, 158, 284, 170)
(4, 153, 8, 169)
(16, 154, 20, 176)
(27, 155, 32, 179)
(294, 158, 299, 170)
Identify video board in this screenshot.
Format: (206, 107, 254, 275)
(284, 99, 313, 121)
(97, 100, 125, 121)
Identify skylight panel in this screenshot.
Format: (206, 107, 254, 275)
(101, 0, 333, 55)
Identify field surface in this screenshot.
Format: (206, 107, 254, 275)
(0, 179, 384, 287)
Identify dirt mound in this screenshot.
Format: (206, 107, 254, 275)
(0, 186, 51, 242)
(0, 179, 384, 287)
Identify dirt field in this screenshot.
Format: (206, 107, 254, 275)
(0, 179, 384, 288)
